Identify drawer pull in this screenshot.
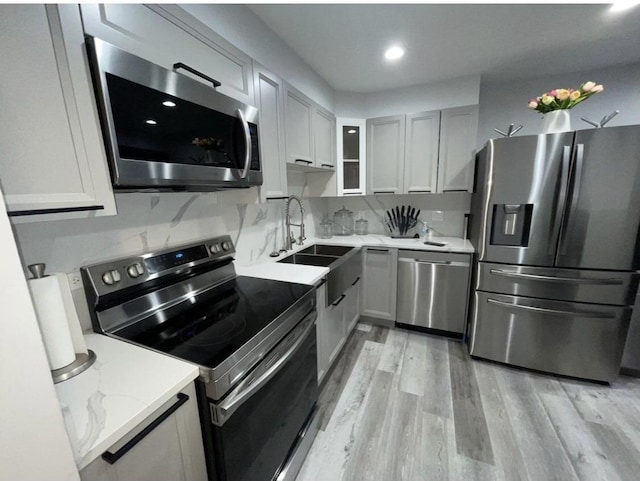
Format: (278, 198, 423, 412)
(332, 294, 347, 307)
(173, 63, 221, 88)
(367, 248, 389, 253)
(489, 269, 623, 285)
(102, 393, 189, 464)
(351, 276, 361, 286)
(486, 298, 616, 319)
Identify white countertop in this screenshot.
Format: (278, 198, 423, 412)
(55, 333, 200, 470)
(236, 235, 473, 284)
(309, 234, 475, 253)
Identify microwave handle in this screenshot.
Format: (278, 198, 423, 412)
(237, 109, 251, 179)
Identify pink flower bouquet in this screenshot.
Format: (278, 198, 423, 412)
(528, 81, 603, 113)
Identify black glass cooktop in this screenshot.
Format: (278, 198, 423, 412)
(114, 276, 313, 369)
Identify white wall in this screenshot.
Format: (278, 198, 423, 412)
(477, 62, 640, 149)
(0, 191, 80, 481)
(335, 75, 481, 118)
(180, 4, 335, 111)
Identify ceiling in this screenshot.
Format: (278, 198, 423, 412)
(249, 4, 640, 93)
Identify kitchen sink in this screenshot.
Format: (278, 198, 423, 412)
(299, 245, 354, 257)
(277, 253, 338, 268)
(277, 244, 362, 306)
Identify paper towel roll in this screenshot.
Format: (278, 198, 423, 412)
(29, 275, 76, 370)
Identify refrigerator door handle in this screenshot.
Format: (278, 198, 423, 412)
(551, 145, 572, 254)
(486, 298, 616, 319)
(559, 143, 585, 255)
(489, 269, 624, 285)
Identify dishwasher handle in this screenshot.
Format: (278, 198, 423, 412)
(398, 257, 469, 268)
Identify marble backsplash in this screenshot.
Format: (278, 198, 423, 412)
(325, 193, 471, 237)
(13, 188, 327, 275)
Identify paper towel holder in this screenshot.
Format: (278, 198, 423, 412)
(51, 350, 97, 383)
(28, 263, 96, 383)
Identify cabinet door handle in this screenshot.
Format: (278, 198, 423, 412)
(321, 163, 334, 169)
(367, 248, 389, 253)
(173, 63, 221, 88)
(332, 294, 346, 307)
(102, 393, 189, 464)
(373, 190, 395, 194)
(442, 188, 467, 192)
(351, 276, 361, 286)
(408, 190, 431, 193)
(295, 159, 313, 164)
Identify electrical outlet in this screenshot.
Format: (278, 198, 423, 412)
(68, 272, 83, 290)
(432, 210, 444, 222)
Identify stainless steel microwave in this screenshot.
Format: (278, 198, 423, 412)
(86, 37, 261, 191)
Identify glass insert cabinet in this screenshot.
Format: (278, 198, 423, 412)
(336, 118, 366, 196)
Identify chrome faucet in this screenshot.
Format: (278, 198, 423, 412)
(284, 195, 306, 251)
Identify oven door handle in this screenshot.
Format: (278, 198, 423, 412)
(237, 109, 251, 179)
(211, 310, 316, 426)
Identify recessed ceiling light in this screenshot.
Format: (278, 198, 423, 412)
(145, 119, 157, 125)
(384, 46, 405, 61)
(347, 129, 357, 134)
(162, 100, 177, 107)
(610, 1, 639, 12)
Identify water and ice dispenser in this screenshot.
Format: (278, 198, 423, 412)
(490, 204, 533, 246)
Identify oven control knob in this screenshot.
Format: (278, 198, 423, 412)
(221, 241, 232, 252)
(209, 244, 221, 254)
(102, 270, 120, 285)
(127, 263, 144, 278)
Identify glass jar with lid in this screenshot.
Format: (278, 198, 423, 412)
(333, 206, 354, 236)
(355, 215, 368, 235)
(318, 219, 333, 239)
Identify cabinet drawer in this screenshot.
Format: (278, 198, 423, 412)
(470, 291, 631, 383)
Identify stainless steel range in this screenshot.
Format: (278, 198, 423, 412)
(81, 236, 319, 481)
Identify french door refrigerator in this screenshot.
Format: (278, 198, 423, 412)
(468, 125, 640, 383)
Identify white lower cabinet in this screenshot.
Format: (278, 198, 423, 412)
(361, 247, 398, 321)
(344, 276, 361, 335)
(316, 278, 361, 384)
(80, 383, 207, 481)
(0, 4, 116, 221)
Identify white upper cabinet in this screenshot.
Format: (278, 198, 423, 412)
(404, 110, 441, 194)
(284, 84, 315, 167)
(284, 83, 336, 173)
(0, 5, 116, 221)
(252, 62, 288, 201)
(437, 105, 479, 193)
(80, 4, 254, 105)
(366, 115, 406, 195)
(313, 105, 336, 170)
(367, 105, 478, 195)
(337, 119, 367, 196)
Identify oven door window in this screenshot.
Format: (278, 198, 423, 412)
(210, 327, 317, 481)
(106, 73, 255, 170)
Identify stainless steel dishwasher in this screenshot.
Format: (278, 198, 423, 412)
(396, 250, 472, 338)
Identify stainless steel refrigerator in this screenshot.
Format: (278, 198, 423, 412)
(468, 125, 640, 383)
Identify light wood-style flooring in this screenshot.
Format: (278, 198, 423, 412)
(296, 323, 640, 481)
